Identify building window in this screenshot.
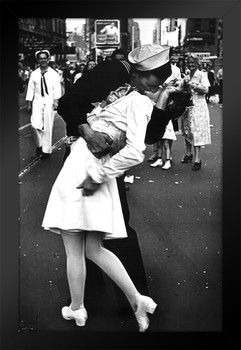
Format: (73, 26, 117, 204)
(54, 19, 57, 32)
(61, 21, 65, 35)
(209, 19, 216, 33)
(168, 18, 178, 32)
(195, 19, 201, 32)
(39, 18, 47, 30)
(57, 20, 60, 33)
(52, 19, 55, 32)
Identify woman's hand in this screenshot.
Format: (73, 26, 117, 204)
(155, 86, 178, 111)
(53, 99, 59, 110)
(76, 176, 101, 196)
(192, 84, 208, 94)
(143, 86, 163, 103)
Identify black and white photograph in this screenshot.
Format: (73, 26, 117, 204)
(19, 16, 223, 331)
(1, 1, 240, 350)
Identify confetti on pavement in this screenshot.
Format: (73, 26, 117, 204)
(124, 175, 134, 183)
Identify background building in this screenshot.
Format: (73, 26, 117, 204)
(18, 18, 69, 66)
(153, 18, 222, 71)
(18, 18, 223, 72)
(83, 18, 141, 60)
(66, 26, 88, 62)
(154, 18, 187, 47)
(182, 18, 223, 71)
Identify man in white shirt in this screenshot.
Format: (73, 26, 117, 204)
(26, 50, 62, 158)
(100, 22, 119, 43)
(164, 56, 182, 85)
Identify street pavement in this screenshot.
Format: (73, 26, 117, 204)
(18, 99, 223, 333)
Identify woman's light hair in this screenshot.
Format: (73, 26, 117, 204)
(187, 53, 201, 67)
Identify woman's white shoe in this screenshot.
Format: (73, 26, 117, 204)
(134, 294, 157, 332)
(162, 160, 171, 170)
(150, 158, 163, 167)
(62, 306, 88, 327)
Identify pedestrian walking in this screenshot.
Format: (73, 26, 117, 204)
(62, 61, 72, 93)
(22, 66, 31, 92)
(97, 55, 104, 64)
(216, 65, 223, 104)
(148, 55, 182, 168)
(73, 62, 86, 84)
(83, 59, 96, 75)
(42, 44, 175, 331)
(111, 48, 126, 61)
(167, 56, 182, 132)
(26, 50, 62, 158)
(205, 64, 216, 103)
(180, 53, 211, 171)
(18, 62, 25, 94)
(149, 120, 177, 170)
(55, 64, 65, 95)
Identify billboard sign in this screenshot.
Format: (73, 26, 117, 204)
(95, 20, 120, 46)
(185, 52, 211, 62)
(194, 52, 211, 63)
(194, 52, 210, 59)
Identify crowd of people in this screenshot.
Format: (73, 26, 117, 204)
(21, 44, 222, 332)
(18, 62, 34, 93)
(18, 49, 128, 95)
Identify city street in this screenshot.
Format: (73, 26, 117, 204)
(18, 96, 223, 333)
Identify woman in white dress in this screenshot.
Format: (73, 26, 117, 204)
(148, 60, 182, 170)
(149, 119, 177, 170)
(180, 53, 211, 171)
(42, 44, 173, 332)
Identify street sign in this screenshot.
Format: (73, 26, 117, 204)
(95, 20, 120, 46)
(23, 40, 63, 54)
(194, 52, 210, 59)
(185, 52, 211, 62)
